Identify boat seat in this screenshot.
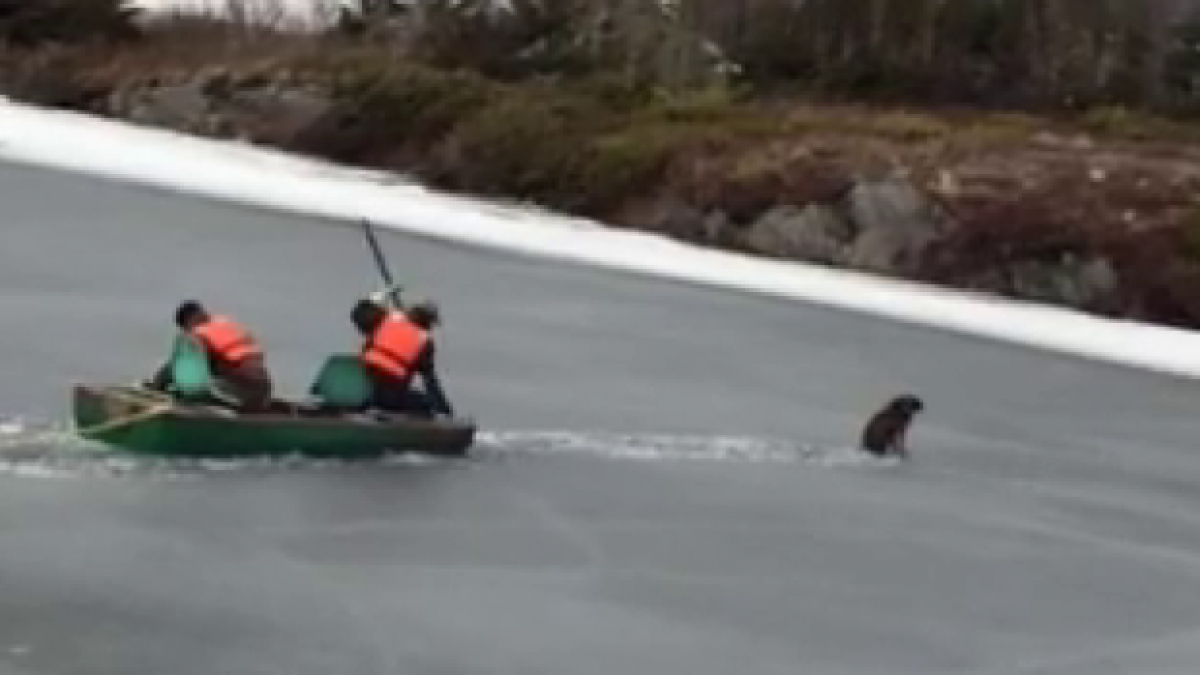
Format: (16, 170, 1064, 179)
(308, 354, 372, 410)
(168, 333, 239, 407)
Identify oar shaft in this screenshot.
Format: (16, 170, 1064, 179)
(362, 219, 394, 286)
(76, 402, 173, 437)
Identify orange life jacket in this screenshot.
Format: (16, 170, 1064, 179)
(362, 312, 428, 381)
(192, 315, 261, 365)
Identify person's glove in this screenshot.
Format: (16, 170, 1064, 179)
(369, 283, 404, 308)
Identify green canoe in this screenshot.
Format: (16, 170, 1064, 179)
(72, 384, 476, 460)
(70, 335, 475, 459)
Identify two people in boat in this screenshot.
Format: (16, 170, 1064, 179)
(147, 296, 455, 418)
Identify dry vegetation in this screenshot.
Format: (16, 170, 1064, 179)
(5, 0, 1200, 326)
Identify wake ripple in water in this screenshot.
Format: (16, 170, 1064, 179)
(0, 416, 111, 479)
(0, 416, 452, 480)
(476, 430, 896, 467)
(0, 417, 896, 480)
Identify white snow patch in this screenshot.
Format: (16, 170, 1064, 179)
(1, 98, 1200, 379)
(129, 0, 351, 29)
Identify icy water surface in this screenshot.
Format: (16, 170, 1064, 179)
(6, 161, 1200, 674)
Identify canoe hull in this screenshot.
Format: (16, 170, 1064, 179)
(71, 384, 476, 459)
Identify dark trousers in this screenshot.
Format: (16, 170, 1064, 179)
(212, 361, 273, 411)
(365, 366, 435, 417)
(151, 357, 272, 412)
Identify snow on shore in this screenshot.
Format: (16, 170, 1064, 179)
(3, 97, 1200, 379)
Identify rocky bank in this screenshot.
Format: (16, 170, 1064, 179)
(9, 61, 1200, 328)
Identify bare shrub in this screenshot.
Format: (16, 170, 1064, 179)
(0, 0, 141, 48)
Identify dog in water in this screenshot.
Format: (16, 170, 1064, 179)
(860, 395, 924, 459)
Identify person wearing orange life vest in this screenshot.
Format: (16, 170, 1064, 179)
(147, 300, 273, 410)
(351, 296, 454, 418)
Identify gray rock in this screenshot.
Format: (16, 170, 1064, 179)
(745, 204, 854, 264)
(1007, 255, 1119, 310)
(109, 76, 333, 143)
(701, 211, 729, 244)
(199, 68, 235, 99)
(126, 82, 212, 133)
(230, 85, 330, 126)
(844, 176, 942, 274)
(626, 197, 736, 245)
